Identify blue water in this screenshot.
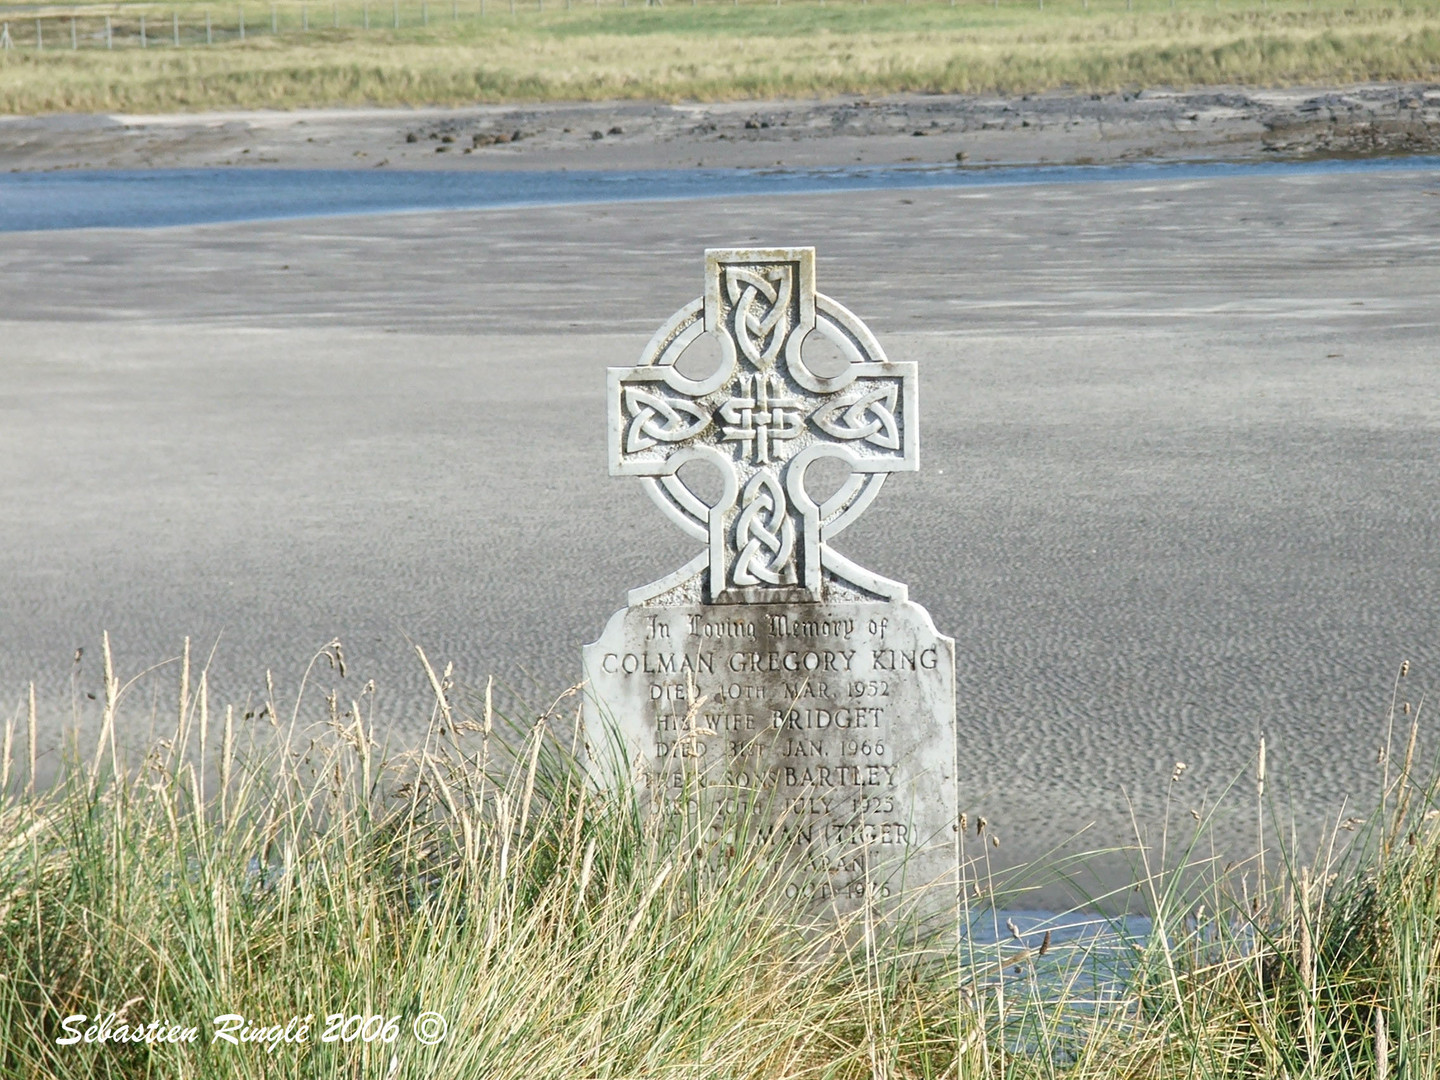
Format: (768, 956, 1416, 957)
(2, 155, 1438, 232)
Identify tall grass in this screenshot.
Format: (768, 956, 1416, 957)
(0, 638, 1435, 1078)
(1, 0, 1439, 112)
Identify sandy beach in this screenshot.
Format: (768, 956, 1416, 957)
(1, 84, 1438, 902)
(4, 112, 1440, 899)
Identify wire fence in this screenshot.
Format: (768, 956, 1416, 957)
(2, 1, 499, 51)
(0, 0, 1402, 52)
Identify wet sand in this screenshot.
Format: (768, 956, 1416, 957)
(3, 93, 1439, 903)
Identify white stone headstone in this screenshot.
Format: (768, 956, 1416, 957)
(584, 248, 957, 922)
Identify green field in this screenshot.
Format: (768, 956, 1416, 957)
(1, 640, 1437, 1078)
(0, 0, 1438, 112)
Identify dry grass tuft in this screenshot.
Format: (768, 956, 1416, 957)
(1, 0, 1439, 112)
(0, 643, 1436, 1078)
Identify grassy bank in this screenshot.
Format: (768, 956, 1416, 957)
(1, 638, 1436, 1077)
(0, 0, 1438, 113)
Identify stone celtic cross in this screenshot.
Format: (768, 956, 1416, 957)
(608, 248, 918, 606)
(587, 247, 956, 923)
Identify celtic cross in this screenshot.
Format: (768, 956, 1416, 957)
(607, 248, 918, 606)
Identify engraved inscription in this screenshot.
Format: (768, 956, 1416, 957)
(586, 599, 956, 908)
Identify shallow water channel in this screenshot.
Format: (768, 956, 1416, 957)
(3, 154, 1438, 231)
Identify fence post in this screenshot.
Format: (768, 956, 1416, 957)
(1, 23, 11, 51)
(105, 14, 112, 46)
(71, 15, 77, 48)
(239, 5, 245, 38)
(35, 17, 42, 49)
(140, 14, 147, 46)
(422, 0, 427, 23)
(303, 2, 308, 28)
(173, 10, 179, 43)
(270, 5, 276, 32)
(393, 0, 398, 27)
(207, 9, 212, 41)
(333, 1, 338, 26)
(363, 2, 369, 27)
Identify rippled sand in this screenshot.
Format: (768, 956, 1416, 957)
(3, 164, 1437, 903)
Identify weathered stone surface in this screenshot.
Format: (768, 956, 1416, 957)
(583, 247, 957, 919)
(583, 597, 956, 913)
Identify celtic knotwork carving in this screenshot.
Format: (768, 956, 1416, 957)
(623, 387, 712, 452)
(809, 385, 901, 450)
(726, 266, 793, 369)
(607, 248, 919, 604)
(732, 469, 797, 586)
(720, 372, 805, 464)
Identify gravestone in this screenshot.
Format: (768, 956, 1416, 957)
(583, 248, 957, 920)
